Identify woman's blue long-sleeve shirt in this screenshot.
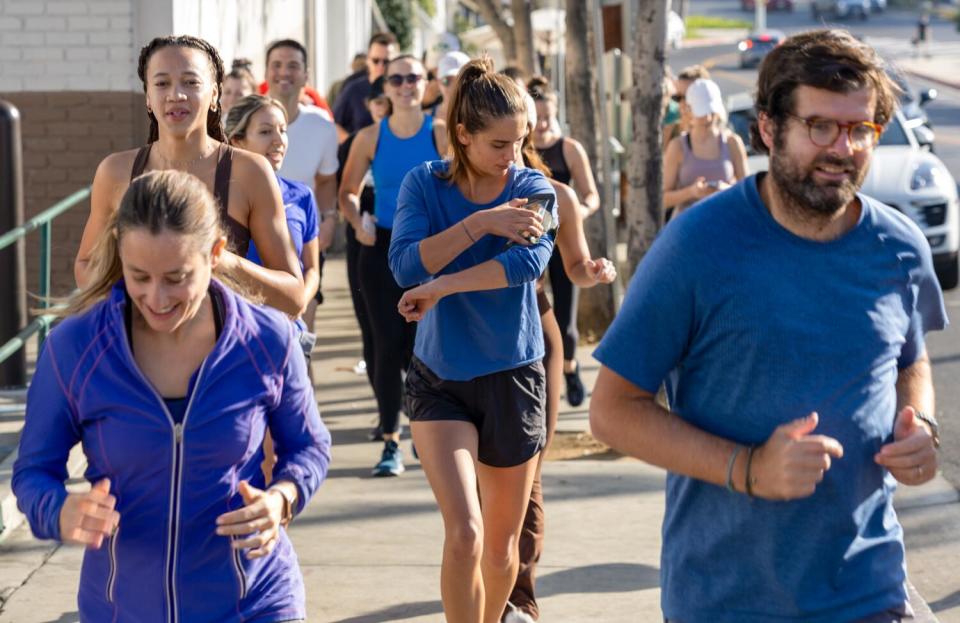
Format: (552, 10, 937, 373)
(389, 161, 556, 381)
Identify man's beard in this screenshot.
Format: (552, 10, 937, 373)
(768, 133, 867, 218)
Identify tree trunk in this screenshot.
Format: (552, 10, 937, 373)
(475, 0, 518, 65)
(565, 0, 616, 340)
(625, 0, 667, 278)
(511, 0, 539, 76)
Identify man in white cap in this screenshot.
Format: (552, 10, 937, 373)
(429, 50, 471, 122)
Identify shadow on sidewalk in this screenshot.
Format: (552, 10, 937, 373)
(538, 562, 660, 595)
(328, 599, 443, 623)
(929, 589, 960, 614)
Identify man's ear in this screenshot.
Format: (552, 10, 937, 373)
(757, 112, 776, 152)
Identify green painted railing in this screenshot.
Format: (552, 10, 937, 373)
(0, 187, 90, 364)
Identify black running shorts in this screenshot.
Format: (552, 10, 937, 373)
(405, 356, 546, 467)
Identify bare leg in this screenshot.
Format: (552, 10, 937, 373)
(413, 420, 485, 623)
(477, 456, 539, 623)
(508, 307, 562, 619)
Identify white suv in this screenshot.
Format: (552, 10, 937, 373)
(812, 0, 871, 19)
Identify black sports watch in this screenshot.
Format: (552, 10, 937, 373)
(914, 410, 940, 449)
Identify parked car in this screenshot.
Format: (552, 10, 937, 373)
(742, 0, 795, 11)
(812, 0, 870, 19)
(738, 30, 786, 68)
(726, 93, 960, 289)
(889, 69, 938, 144)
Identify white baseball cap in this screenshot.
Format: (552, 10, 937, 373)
(686, 78, 725, 118)
(438, 51, 471, 79)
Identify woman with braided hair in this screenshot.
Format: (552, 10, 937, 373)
(76, 35, 306, 316)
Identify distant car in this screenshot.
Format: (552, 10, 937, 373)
(741, 0, 795, 11)
(811, 0, 870, 19)
(889, 69, 937, 142)
(737, 30, 786, 68)
(667, 11, 685, 50)
(726, 93, 960, 289)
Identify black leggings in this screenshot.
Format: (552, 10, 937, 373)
(547, 245, 579, 361)
(358, 227, 416, 435)
(346, 226, 375, 388)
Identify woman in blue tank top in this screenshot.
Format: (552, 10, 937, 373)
(339, 54, 449, 477)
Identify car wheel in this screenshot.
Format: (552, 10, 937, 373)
(936, 255, 959, 290)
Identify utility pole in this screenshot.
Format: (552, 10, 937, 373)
(755, 0, 767, 31)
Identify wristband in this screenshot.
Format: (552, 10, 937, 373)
(269, 485, 296, 527)
(745, 445, 757, 498)
(725, 445, 743, 493)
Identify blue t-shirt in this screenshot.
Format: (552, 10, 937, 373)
(389, 161, 557, 381)
(247, 176, 318, 272)
(594, 174, 947, 623)
(371, 116, 441, 229)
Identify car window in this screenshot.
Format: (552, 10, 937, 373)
(728, 110, 757, 154)
(878, 117, 909, 146)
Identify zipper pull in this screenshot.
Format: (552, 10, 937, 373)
(174, 423, 183, 443)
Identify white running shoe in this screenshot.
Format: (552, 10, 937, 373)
(503, 603, 536, 623)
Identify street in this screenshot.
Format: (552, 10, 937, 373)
(671, 0, 960, 491)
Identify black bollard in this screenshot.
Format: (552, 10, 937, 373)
(0, 100, 27, 387)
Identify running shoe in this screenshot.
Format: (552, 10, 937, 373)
(367, 425, 383, 442)
(372, 440, 405, 477)
(565, 363, 585, 407)
(503, 602, 536, 623)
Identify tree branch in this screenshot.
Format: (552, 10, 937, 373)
(475, 0, 517, 63)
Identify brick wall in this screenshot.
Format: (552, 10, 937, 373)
(0, 0, 140, 294)
(3, 92, 146, 295)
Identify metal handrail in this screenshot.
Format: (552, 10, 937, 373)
(0, 186, 90, 363)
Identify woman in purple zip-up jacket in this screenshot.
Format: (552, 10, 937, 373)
(12, 170, 331, 623)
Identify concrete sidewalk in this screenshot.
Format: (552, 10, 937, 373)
(0, 257, 959, 622)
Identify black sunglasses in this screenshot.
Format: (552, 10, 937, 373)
(386, 73, 423, 87)
(671, 94, 685, 103)
(368, 57, 389, 66)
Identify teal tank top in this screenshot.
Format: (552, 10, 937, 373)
(371, 115, 440, 229)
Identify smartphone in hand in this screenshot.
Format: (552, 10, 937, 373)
(516, 193, 556, 245)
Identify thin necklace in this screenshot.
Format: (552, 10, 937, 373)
(155, 143, 217, 168)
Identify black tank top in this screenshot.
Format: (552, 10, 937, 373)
(536, 138, 571, 185)
(130, 144, 251, 256)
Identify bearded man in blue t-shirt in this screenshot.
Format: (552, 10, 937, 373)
(591, 29, 947, 623)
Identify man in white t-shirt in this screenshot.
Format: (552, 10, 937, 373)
(266, 39, 338, 320)
(266, 39, 338, 249)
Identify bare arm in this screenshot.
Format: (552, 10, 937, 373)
(299, 238, 321, 302)
(75, 153, 133, 287)
(875, 352, 939, 485)
(225, 154, 304, 316)
(590, 365, 844, 500)
(433, 119, 449, 158)
(590, 366, 748, 489)
(337, 127, 375, 237)
(896, 352, 934, 416)
(662, 137, 702, 210)
(313, 171, 337, 253)
(553, 181, 615, 287)
(728, 132, 750, 181)
(563, 138, 601, 218)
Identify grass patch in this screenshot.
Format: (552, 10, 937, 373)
(686, 14, 752, 29)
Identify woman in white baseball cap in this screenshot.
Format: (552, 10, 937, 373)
(663, 78, 749, 220)
(428, 50, 471, 122)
